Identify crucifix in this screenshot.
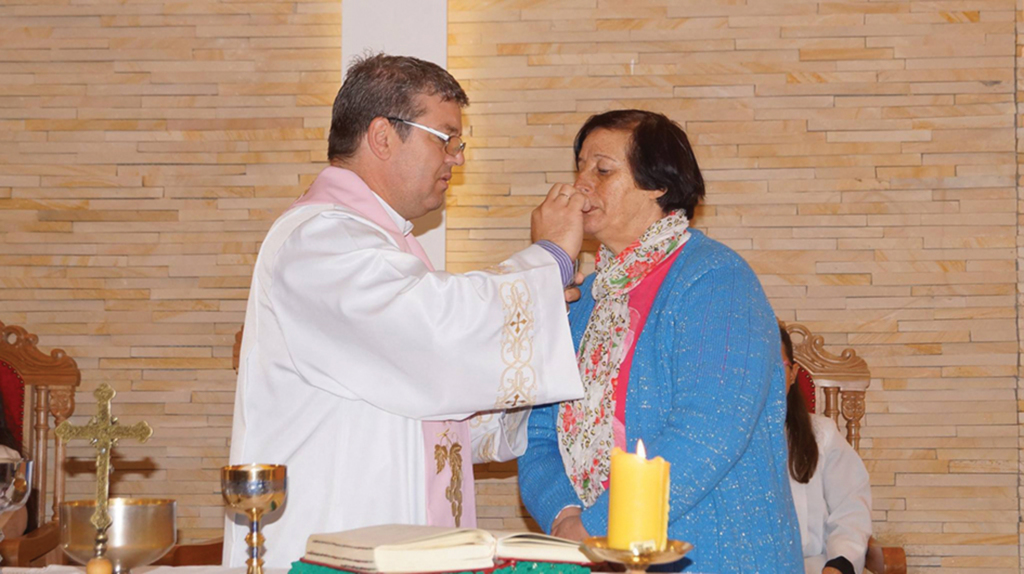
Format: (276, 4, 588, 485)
(55, 383, 153, 559)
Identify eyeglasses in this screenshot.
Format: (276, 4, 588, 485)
(386, 117, 466, 156)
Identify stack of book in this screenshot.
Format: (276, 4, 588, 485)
(290, 524, 595, 574)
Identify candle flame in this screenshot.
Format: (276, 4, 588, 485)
(636, 439, 646, 459)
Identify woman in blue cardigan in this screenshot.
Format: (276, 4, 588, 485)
(517, 110, 802, 572)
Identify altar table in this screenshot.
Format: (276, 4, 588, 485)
(1, 567, 287, 574)
(0, 566, 619, 574)
(1, 563, 634, 574)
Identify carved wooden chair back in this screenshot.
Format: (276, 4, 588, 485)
(794, 363, 816, 414)
(781, 321, 905, 574)
(0, 320, 80, 565)
(782, 321, 870, 452)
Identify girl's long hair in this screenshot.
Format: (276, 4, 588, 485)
(781, 326, 818, 483)
(0, 386, 21, 455)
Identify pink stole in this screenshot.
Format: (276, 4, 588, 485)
(291, 166, 477, 528)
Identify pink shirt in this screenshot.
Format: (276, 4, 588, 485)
(612, 248, 684, 451)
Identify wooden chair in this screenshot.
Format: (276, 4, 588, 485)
(0, 320, 80, 566)
(153, 539, 222, 566)
(784, 322, 869, 451)
(781, 321, 906, 574)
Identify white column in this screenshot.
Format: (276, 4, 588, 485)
(342, 0, 448, 270)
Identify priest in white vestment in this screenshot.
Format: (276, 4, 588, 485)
(224, 54, 587, 567)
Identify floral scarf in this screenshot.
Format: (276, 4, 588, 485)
(556, 211, 690, 506)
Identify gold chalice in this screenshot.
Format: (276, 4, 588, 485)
(582, 536, 693, 574)
(222, 464, 286, 574)
(60, 498, 176, 574)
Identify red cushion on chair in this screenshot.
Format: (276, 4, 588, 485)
(796, 365, 815, 414)
(0, 360, 25, 453)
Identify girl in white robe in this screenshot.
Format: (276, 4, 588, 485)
(781, 328, 873, 574)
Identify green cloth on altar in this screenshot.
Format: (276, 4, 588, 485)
(290, 559, 591, 574)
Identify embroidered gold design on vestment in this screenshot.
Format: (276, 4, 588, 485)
(434, 429, 464, 527)
(496, 280, 536, 409)
(468, 412, 494, 428)
(468, 412, 498, 462)
(483, 261, 516, 275)
(477, 433, 498, 463)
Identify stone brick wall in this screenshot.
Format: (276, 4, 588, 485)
(0, 0, 340, 540)
(451, 1, 1020, 571)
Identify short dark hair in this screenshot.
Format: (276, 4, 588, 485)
(328, 53, 470, 161)
(573, 110, 705, 219)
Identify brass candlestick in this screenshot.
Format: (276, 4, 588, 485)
(222, 464, 287, 574)
(55, 384, 153, 562)
(582, 536, 693, 574)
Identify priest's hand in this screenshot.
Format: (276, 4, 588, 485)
(551, 506, 589, 542)
(532, 184, 589, 260)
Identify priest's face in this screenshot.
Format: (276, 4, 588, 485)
(387, 94, 465, 220)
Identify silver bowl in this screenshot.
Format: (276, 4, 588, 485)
(0, 459, 31, 515)
(60, 497, 176, 574)
(0, 459, 31, 563)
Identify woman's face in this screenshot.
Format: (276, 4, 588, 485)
(574, 128, 666, 255)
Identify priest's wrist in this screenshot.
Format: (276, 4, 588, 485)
(535, 240, 575, 287)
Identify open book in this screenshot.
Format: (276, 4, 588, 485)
(304, 524, 593, 573)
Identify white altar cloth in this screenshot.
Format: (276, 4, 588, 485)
(1, 563, 632, 574)
(0, 567, 287, 574)
(0, 565, 626, 574)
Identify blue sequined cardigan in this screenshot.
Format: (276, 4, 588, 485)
(518, 229, 803, 573)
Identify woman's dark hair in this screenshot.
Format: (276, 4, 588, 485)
(573, 109, 705, 219)
(328, 53, 469, 161)
(781, 326, 818, 484)
(0, 390, 20, 455)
